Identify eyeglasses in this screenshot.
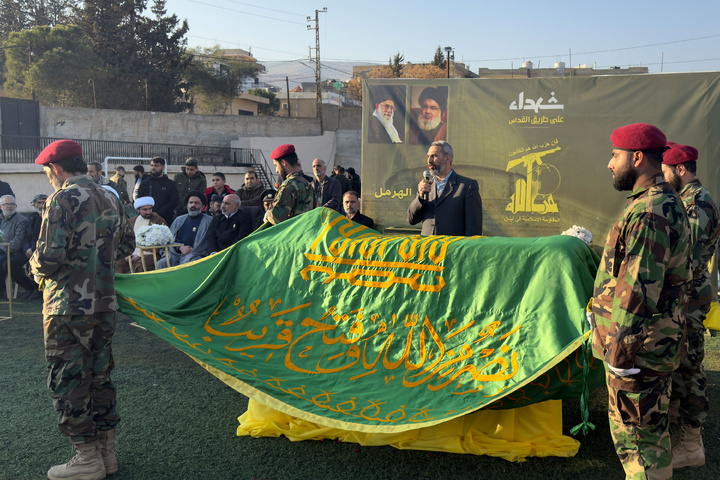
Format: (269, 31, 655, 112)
(421, 105, 440, 112)
(379, 103, 395, 111)
(1, 202, 16, 207)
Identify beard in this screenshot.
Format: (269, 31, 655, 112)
(188, 208, 202, 217)
(277, 165, 288, 182)
(612, 163, 638, 191)
(417, 113, 441, 131)
(667, 172, 682, 192)
(376, 107, 394, 126)
(150, 170, 163, 178)
(47, 170, 63, 190)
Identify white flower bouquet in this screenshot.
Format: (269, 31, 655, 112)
(136, 224, 174, 246)
(561, 225, 593, 245)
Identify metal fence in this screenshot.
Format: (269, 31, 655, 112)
(0, 135, 276, 189)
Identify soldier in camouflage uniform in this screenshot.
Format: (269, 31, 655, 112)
(30, 140, 135, 480)
(591, 124, 691, 480)
(661, 142, 720, 468)
(266, 144, 317, 225)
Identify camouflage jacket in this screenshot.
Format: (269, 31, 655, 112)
(591, 176, 691, 379)
(267, 171, 317, 225)
(678, 179, 720, 316)
(29, 175, 135, 315)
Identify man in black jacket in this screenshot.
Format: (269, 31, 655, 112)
(137, 157, 179, 225)
(204, 194, 253, 254)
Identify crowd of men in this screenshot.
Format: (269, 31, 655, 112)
(4, 122, 716, 480)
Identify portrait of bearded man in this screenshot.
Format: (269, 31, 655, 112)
(410, 86, 448, 145)
(367, 85, 405, 144)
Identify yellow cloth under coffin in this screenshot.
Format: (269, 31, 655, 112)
(237, 399, 578, 462)
(194, 336, 580, 461)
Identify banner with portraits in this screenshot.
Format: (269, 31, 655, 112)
(362, 73, 720, 239)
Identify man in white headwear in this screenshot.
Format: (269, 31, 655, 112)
(368, 86, 404, 144)
(116, 196, 167, 273)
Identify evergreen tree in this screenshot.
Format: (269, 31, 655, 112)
(74, 0, 189, 111)
(3, 25, 103, 107)
(389, 52, 403, 78)
(248, 88, 279, 116)
(432, 46, 446, 69)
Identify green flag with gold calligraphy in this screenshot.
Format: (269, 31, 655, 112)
(115, 208, 604, 433)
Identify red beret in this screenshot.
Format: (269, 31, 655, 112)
(271, 144, 295, 160)
(35, 140, 83, 166)
(610, 123, 667, 151)
(663, 142, 698, 166)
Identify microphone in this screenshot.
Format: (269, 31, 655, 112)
(422, 170, 432, 201)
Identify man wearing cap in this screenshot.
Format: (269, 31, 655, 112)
(25, 193, 48, 258)
(661, 142, 720, 468)
(266, 144, 316, 225)
(1, 194, 37, 298)
(173, 157, 207, 216)
(261, 189, 276, 212)
(110, 166, 131, 206)
(591, 124, 691, 480)
(157, 190, 213, 268)
(410, 86, 448, 145)
(29, 139, 134, 480)
(368, 86, 404, 144)
(137, 156, 179, 225)
(116, 196, 167, 273)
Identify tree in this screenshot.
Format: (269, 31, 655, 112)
(136, 0, 191, 111)
(389, 52, 403, 78)
(400, 64, 446, 79)
(0, 1, 74, 83)
(184, 46, 263, 114)
(247, 88, 279, 116)
(432, 46, 446, 69)
(3, 25, 104, 107)
(74, 0, 190, 111)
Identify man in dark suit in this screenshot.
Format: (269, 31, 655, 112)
(406, 141, 482, 236)
(343, 191, 374, 229)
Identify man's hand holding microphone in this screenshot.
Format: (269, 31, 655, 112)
(418, 170, 433, 201)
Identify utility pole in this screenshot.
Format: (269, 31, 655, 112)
(286, 76, 291, 117)
(444, 46, 454, 78)
(307, 7, 327, 131)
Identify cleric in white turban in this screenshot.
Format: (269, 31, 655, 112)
(133, 196, 155, 210)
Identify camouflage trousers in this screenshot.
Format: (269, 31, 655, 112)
(670, 311, 707, 428)
(44, 311, 119, 444)
(607, 371, 672, 480)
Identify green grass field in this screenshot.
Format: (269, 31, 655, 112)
(2, 298, 718, 480)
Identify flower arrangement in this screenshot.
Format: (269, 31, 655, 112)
(561, 225, 593, 245)
(136, 224, 174, 247)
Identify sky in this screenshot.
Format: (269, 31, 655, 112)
(164, 0, 720, 86)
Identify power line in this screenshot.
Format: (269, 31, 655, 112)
(463, 33, 720, 63)
(186, 0, 305, 24)
(223, 0, 305, 17)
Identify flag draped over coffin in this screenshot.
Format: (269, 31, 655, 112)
(115, 208, 604, 433)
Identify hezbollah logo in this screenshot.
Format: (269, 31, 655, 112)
(505, 146, 561, 214)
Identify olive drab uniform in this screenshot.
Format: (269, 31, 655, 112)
(670, 179, 720, 427)
(29, 175, 135, 443)
(591, 175, 691, 480)
(266, 171, 317, 225)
